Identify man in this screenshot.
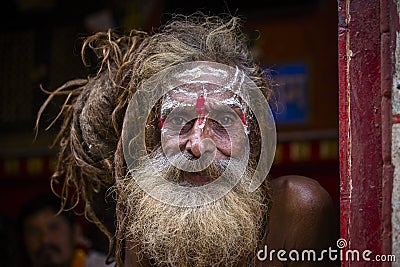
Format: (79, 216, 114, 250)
(37, 13, 336, 266)
(18, 193, 112, 267)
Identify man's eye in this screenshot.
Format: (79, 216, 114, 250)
(219, 116, 233, 126)
(171, 116, 186, 125)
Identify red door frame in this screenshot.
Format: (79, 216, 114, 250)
(338, 0, 397, 266)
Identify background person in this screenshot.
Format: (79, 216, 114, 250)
(18, 192, 112, 267)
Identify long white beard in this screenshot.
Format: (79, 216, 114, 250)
(119, 151, 269, 266)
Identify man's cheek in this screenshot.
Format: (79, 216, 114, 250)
(161, 135, 181, 154)
(219, 132, 247, 158)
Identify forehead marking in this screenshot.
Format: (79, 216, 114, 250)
(195, 95, 208, 116)
(196, 94, 208, 129)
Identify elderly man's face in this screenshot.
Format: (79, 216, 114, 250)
(160, 83, 248, 186)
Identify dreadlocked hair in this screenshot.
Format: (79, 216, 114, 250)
(36, 13, 272, 266)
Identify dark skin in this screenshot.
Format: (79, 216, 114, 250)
(124, 86, 336, 266)
(264, 175, 336, 266)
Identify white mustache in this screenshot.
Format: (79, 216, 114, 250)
(128, 150, 250, 207)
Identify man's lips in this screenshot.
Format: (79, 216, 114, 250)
(182, 172, 212, 186)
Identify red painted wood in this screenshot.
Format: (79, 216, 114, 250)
(338, 0, 385, 266)
(338, 1, 351, 266)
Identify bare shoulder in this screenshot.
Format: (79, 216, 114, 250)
(270, 175, 333, 214)
(267, 175, 336, 253)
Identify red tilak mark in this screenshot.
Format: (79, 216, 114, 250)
(196, 95, 208, 126)
(241, 112, 248, 126)
(198, 116, 205, 126)
(159, 118, 165, 129)
(195, 95, 208, 116)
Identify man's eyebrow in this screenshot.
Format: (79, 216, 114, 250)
(227, 103, 244, 110)
(208, 102, 244, 113)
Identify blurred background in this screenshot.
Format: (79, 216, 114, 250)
(0, 0, 339, 260)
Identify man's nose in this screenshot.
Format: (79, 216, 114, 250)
(184, 118, 215, 158)
(40, 229, 52, 244)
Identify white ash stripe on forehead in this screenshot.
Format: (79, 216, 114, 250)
(219, 95, 245, 108)
(160, 95, 192, 116)
(173, 65, 242, 85)
(174, 66, 229, 82)
(166, 86, 201, 98)
(171, 65, 248, 98)
(162, 67, 249, 112)
(161, 91, 247, 115)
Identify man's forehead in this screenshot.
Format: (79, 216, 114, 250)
(26, 208, 63, 225)
(164, 83, 238, 102)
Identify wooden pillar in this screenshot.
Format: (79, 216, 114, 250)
(338, 0, 395, 265)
